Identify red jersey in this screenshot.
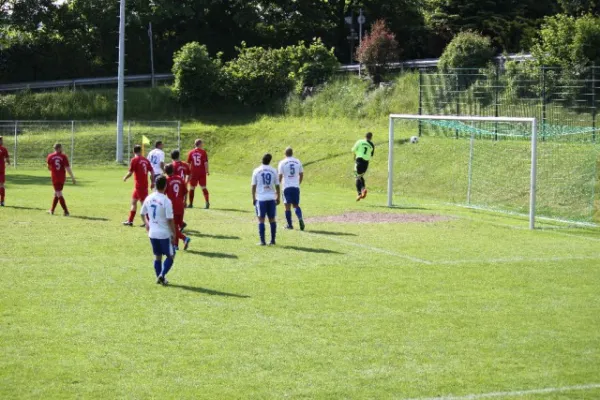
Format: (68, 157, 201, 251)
(172, 160, 190, 180)
(129, 155, 152, 189)
(166, 175, 188, 214)
(46, 152, 70, 183)
(187, 148, 208, 175)
(0, 146, 9, 174)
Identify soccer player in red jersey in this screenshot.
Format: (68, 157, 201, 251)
(186, 139, 210, 209)
(171, 150, 190, 181)
(46, 143, 76, 216)
(123, 144, 154, 226)
(164, 163, 191, 250)
(0, 136, 10, 206)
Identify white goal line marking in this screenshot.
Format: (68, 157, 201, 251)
(402, 383, 600, 400)
(437, 255, 600, 266)
(304, 232, 433, 265)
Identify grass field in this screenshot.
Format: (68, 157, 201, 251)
(2, 168, 600, 399)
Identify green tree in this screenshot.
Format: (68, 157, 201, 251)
(438, 31, 495, 71)
(356, 19, 399, 84)
(172, 42, 222, 103)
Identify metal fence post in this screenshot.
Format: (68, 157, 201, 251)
(494, 65, 499, 141)
(13, 121, 17, 168)
(418, 69, 423, 137)
(541, 66, 547, 142)
(70, 120, 75, 164)
(455, 71, 460, 139)
(127, 121, 132, 158)
(592, 64, 597, 143)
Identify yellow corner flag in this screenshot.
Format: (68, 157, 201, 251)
(142, 135, 151, 155)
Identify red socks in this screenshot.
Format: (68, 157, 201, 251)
(202, 188, 209, 202)
(0, 187, 4, 202)
(51, 197, 59, 212)
(128, 211, 136, 223)
(59, 197, 68, 213)
(189, 190, 195, 205)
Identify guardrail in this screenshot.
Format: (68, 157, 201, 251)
(0, 54, 534, 92)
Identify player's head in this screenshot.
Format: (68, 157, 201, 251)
(155, 141, 163, 149)
(155, 174, 168, 192)
(164, 163, 174, 176)
(366, 132, 373, 140)
(285, 147, 293, 157)
(54, 143, 62, 153)
(0, 136, 3, 146)
(171, 149, 180, 161)
(195, 139, 203, 148)
(133, 145, 142, 155)
(262, 153, 272, 165)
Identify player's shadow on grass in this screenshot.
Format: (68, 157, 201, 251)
(69, 215, 110, 222)
(308, 230, 357, 237)
(211, 208, 252, 214)
(6, 205, 46, 211)
(167, 284, 250, 298)
(186, 250, 238, 259)
(6, 174, 52, 186)
(281, 245, 343, 254)
(184, 230, 240, 240)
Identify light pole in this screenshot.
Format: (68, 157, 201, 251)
(116, 0, 126, 163)
(148, 22, 155, 88)
(358, 9, 366, 76)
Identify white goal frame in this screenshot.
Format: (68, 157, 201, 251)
(388, 114, 538, 230)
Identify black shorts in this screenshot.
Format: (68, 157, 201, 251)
(355, 158, 369, 176)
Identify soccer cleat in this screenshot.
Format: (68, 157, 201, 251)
(122, 221, 133, 226)
(0, 201, 4, 207)
(205, 202, 210, 209)
(184, 237, 191, 250)
(157, 276, 164, 285)
(269, 241, 276, 246)
(181, 222, 187, 232)
(284, 225, 294, 230)
(299, 219, 305, 231)
(162, 278, 169, 286)
(257, 242, 266, 246)
(361, 188, 368, 199)
(139, 223, 146, 228)
(187, 204, 194, 209)
(64, 212, 70, 217)
(48, 210, 54, 215)
(356, 193, 362, 202)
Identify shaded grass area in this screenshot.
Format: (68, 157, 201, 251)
(1, 169, 599, 399)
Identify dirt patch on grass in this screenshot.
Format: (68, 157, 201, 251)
(306, 212, 452, 224)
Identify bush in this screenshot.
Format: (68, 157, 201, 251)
(172, 42, 222, 104)
(356, 20, 399, 84)
(438, 31, 495, 71)
(223, 39, 339, 105)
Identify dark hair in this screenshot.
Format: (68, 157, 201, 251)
(164, 163, 174, 176)
(195, 139, 203, 147)
(54, 143, 62, 150)
(155, 175, 167, 190)
(133, 145, 142, 154)
(0, 136, 3, 141)
(171, 150, 180, 160)
(366, 132, 373, 140)
(285, 147, 293, 157)
(155, 141, 163, 148)
(262, 153, 272, 165)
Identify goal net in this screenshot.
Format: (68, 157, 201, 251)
(388, 114, 600, 228)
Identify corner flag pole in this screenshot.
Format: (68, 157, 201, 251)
(116, 0, 126, 163)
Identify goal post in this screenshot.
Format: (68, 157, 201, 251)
(388, 114, 538, 230)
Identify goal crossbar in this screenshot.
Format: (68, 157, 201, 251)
(388, 114, 538, 230)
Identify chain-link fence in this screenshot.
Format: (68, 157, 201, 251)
(0, 120, 180, 167)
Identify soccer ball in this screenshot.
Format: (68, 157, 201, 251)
(410, 136, 419, 144)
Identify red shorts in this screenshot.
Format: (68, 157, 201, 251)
(0, 172, 5, 184)
(132, 188, 149, 202)
(189, 173, 207, 187)
(52, 181, 65, 191)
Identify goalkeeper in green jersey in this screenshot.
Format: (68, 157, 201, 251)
(351, 132, 375, 201)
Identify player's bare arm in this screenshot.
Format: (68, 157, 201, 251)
(66, 167, 76, 185)
(150, 172, 156, 189)
(299, 172, 304, 185)
(275, 184, 281, 205)
(168, 218, 177, 246)
(205, 161, 209, 175)
(123, 171, 133, 182)
(252, 185, 257, 205)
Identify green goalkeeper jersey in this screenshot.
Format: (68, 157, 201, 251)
(352, 139, 375, 161)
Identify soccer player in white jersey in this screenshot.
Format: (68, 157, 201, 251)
(141, 175, 177, 285)
(147, 141, 165, 178)
(278, 147, 305, 230)
(252, 153, 280, 246)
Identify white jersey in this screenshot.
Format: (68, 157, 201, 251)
(147, 148, 165, 175)
(251, 165, 279, 201)
(141, 192, 174, 239)
(278, 157, 303, 189)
